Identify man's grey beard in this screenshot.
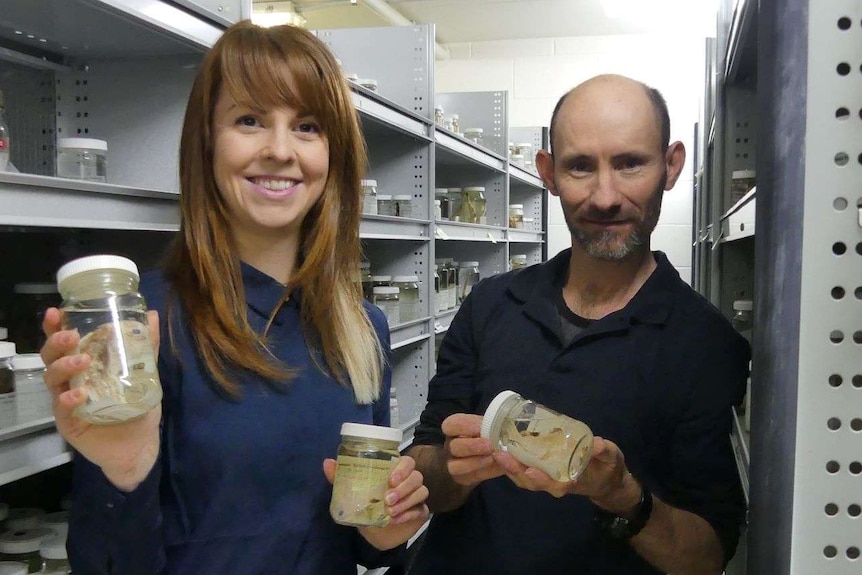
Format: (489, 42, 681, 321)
(563, 173, 666, 261)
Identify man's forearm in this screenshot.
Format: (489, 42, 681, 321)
(407, 444, 473, 513)
(630, 497, 725, 575)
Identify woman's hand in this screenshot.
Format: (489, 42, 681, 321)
(41, 307, 162, 492)
(323, 455, 430, 550)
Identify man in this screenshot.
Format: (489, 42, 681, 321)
(406, 74, 749, 575)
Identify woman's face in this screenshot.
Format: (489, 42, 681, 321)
(211, 85, 329, 246)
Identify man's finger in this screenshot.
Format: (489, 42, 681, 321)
(441, 413, 483, 438)
(448, 436, 493, 458)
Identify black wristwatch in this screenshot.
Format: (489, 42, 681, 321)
(594, 481, 653, 540)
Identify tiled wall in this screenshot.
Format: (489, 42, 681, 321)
(436, 33, 707, 284)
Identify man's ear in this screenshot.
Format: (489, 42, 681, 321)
(536, 149, 558, 196)
(664, 141, 686, 190)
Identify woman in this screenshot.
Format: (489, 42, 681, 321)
(40, 21, 428, 574)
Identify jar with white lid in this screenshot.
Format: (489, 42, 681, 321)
(457, 261, 480, 303)
(393, 195, 412, 218)
(481, 390, 593, 482)
(434, 199, 442, 220)
(434, 188, 450, 220)
(447, 188, 463, 221)
(56, 255, 162, 424)
(463, 128, 483, 146)
(392, 276, 420, 323)
(38, 536, 69, 575)
(3, 509, 44, 531)
(442, 259, 457, 310)
(9, 283, 60, 354)
(0, 342, 14, 399)
(508, 204, 524, 229)
(372, 287, 400, 326)
(509, 254, 528, 270)
(56, 138, 107, 182)
(360, 179, 378, 215)
(461, 187, 486, 224)
(359, 261, 373, 303)
(434, 105, 444, 127)
(0, 528, 54, 573)
(39, 512, 68, 539)
(445, 114, 460, 134)
(376, 194, 395, 217)
(12, 354, 50, 422)
(517, 143, 533, 166)
(522, 216, 535, 231)
(329, 423, 402, 527)
(433, 265, 442, 314)
(0, 562, 27, 575)
(371, 275, 391, 289)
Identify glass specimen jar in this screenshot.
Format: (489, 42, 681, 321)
(329, 423, 402, 527)
(56, 255, 162, 424)
(481, 390, 593, 482)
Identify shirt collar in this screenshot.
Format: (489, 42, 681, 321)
(508, 248, 678, 332)
(241, 262, 298, 323)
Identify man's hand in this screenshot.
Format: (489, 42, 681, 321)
(442, 413, 506, 487)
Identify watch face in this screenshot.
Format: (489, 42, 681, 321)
(609, 516, 632, 537)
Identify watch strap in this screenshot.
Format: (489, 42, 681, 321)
(594, 481, 653, 540)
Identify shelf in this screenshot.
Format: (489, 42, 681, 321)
(352, 89, 432, 141)
(434, 131, 507, 173)
(720, 187, 756, 243)
(730, 406, 750, 504)
(509, 165, 543, 189)
(507, 229, 545, 243)
(389, 320, 432, 351)
(360, 216, 430, 240)
(0, 407, 70, 487)
(0, 172, 180, 230)
(434, 222, 505, 242)
(434, 307, 460, 334)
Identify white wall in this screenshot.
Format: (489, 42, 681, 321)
(436, 33, 706, 283)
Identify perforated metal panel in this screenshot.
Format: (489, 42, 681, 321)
(792, 3, 862, 571)
(0, 61, 56, 175)
(435, 91, 508, 158)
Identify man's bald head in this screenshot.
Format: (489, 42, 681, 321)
(548, 75, 670, 154)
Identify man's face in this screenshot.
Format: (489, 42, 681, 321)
(541, 81, 681, 261)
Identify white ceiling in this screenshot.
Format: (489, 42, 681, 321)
(265, 0, 716, 44)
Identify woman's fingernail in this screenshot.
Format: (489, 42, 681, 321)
(385, 492, 398, 505)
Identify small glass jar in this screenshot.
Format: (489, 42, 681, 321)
(372, 286, 400, 326)
(433, 266, 442, 314)
(56, 255, 162, 425)
(517, 143, 533, 167)
(731, 300, 753, 342)
(461, 187, 487, 225)
(393, 195, 413, 218)
(457, 261, 480, 303)
(371, 275, 391, 290)
(376, 194, 395, 217)
(0, 561, 27, 575)
(9, 283, 61, 354)
(0, 528, 53, 573)
(39, 512, 68, 539)
(56, 138, 107, 182)
(509, 254, 528, 270)
(329, 423, 402, 527)
(360, 261, 373, 303)
(38, 536, 69, 575)
(392, 276, 420, 323)
(481, 390, 593, 482)
(434, 105, 444, 127)
(434, 199, 442, 220)
(0, 342, 15, 398)
(522, 217, 535, 231)
(3, 508, 44, 531)
(360, 179, 378, 215)
(508, 204, 525, 229)
(443, 259, 458, 310)
(13, 354, 51, 422)
(434, 188, 450, 220)
(463, 128, 483, 146)
(447, 188, 463, 222)
(434, 260, 449, 313)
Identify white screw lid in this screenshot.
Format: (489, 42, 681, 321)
(370, 275, 391, 282)
(480, 390, 521, 439)
(360, 179, 377, 187)
(57, 255, 139, 285)
(39, 535, 67, 560)
(463, 186, 485, 192)
(508, 204, 524, 210)
(434, 188, 448, 194)
(12, 353, 45, 371)
(13, 283, 58, 294)
(376, 194, 393, 201)
(731, 169, 756, 179)
(0, 341, 16, 358)
(0, 528, 54, 554)
(340, 422, 402, 443)
(733, 300, 754, 311)
(393, 195, 412, 201)
(459, 261, 480, 268)
(510, 254, 528, 262)
(463, 127, 484, 134)
(0, 562, 28, 575)
(373, 286, 400, 295)
(57, 138, 108, 151)
(392, 275, 419, 283)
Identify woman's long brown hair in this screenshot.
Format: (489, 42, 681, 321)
(166, 21, 383, 402)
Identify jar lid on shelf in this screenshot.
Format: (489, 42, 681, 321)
(509, 204, 523, 210)
(0, 528, 54, 554)
(480, 390, 520, 439)
(733, 300, 753, 311)
(434, 105, 444, 112)
(340, 422, 402, 443)
(463, 128, 483, 134)
(463, 186, 485, 192)
(393, 194, 412, 201)
(434, 188, 448, 195)
(57, 255, 139, 285)
(376, 194, 392, 201)
(373, 286, 400, 295)
(459, 261, 480, 268)
(12, 353, 45, 371)
(57, 138, 108, 151)
(0, 341, 15, 358)
(360, 179, 377, 187)
(4, 508, 45, 530)
(446, 187, 462, 192)
(731, 169, 756, 179)
(392, 275, 419, 283)
(370, 275, 391, 282)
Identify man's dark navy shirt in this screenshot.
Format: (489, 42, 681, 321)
(410, 249, 749, 575)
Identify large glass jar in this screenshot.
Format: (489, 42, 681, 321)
(481, 390, 593, 482)
(393, 195, 413, 218)
(434, 188, 450, 220)
(457, 261, 480, 303)
(12, 354, 51, 422)
(56, 138, 107, 182)
(0, 528, 54, 573)
(447, 188, 463, 222)
(509, 254, 528, 270)
(376, 194, 395, 217)
(434, 260, 449, 313)
(329, 423, 402, 527)
(392, 276, 420, 323)
(372, 287, 400, 326)
(360, 179, 378, 215)
(56, 255, 162, 424)
(461, 187, 487, 224)
(508, 204, 524, 229)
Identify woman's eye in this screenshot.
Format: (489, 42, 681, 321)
(297, 121, 321, 134)
(237, 115, 259, 127)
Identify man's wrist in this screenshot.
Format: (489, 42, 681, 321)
(594, 478, 654, 540)
(590, 472, 642, 517)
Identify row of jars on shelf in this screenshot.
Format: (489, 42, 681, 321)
(359, 263, 421, 328)
(434, 259, 480, 314)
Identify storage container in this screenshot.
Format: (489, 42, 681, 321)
(56, 138, 107, 182)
